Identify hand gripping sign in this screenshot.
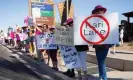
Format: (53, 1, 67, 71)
(74, 12, 119, 45)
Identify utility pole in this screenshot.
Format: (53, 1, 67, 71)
(66, 0, 69, 20)
(61, 0, 72, 25)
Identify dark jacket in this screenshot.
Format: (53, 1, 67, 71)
(75, 45, 89, 52)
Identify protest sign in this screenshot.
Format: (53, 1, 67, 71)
(54, 26, 74, 46)
(58, 45, 81, 69)
(36, 33, 57, 49)
(24, 16, 34, 26)
(74, 12, 119, 45)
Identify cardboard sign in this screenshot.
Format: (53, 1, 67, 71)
(54, 26, 74, 46)
(36, 33, 57, 49)
(74, 12, 119, 45)
(58, 45, 81, 69)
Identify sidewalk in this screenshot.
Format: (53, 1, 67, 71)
(3, 45, 133, 80)
(3, 45, 74, 80)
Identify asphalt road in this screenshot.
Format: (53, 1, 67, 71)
(0, 44, 42, 80)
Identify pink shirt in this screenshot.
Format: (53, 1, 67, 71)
(10, 31, 14, 40)
(36, 29, 42, 35)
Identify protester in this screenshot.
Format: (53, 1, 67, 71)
(16, 32, 21, 49)
(14, 32, 17, 48)
(47, 27, 58, 71)
(67, 18, 89, 80)
(35, 24, 49, 63)
(62, 19, 75, 77)
(42, 24, 50, 65)
(5, 33, 9, 45)
(20, 26, 29, 54)
(29, 26, 36, 57)
(120, 26, 124, 45)
(92, 5, 113, 80)
(10, 31, 15, 46)
(8, 33, 12, 45)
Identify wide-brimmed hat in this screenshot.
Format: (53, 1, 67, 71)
(49, 27, 55, 31)
(63, 18, 73, 26)
(37, 24, 42, 27)
(92, 5, 107, 14)
(66, 18, 73, 24)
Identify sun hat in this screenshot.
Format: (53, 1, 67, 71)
(36, 24, 42, 27)
(92, 5, 107, 14)
(66, 18, 73, 24)
(49, 26, 55, 31)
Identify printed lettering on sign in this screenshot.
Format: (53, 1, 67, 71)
(80, 15, 110, 44)
(74, 12, 119, 45)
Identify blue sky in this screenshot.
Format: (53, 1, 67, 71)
(0, 0, 133, 33)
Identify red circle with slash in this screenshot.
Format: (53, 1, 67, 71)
(80, 15, 110, 44)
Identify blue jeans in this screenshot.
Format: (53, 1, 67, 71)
(95, 48, 109, 80)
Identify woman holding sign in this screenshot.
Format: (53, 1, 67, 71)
(92, 5, 112, 80)
(64, 18, 89, 80)
(47, 27, 58, 71)
(35, 24, 49, 63)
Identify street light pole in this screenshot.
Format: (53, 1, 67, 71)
(66, 0, 69, 19)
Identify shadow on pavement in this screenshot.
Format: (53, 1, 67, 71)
(4, 45, 56, 80)
(0, 56, 42, 80)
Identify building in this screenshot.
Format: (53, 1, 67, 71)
(121, 11, 133, 42)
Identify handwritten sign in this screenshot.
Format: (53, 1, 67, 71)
(58, 45, 81, 69)
(54, 26, 74, 46)
(74, 12, 119, 45)
(36, 33, 57, 49)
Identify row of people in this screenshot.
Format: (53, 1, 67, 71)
(4, 5, 113, 80)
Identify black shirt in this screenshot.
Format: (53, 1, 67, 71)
(75, 45, 89, 52)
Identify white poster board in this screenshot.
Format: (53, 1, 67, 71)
(36, 33, 57, 49)
(74, 12, 119, 45)
(58, 45, 82, 69)
(28, 17, 34, 26)
(54, 26, 74, 46)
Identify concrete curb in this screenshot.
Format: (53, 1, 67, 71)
(3, 45, 74, 80)
(87, 53, 133, 71)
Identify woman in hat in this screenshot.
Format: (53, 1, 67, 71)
(21, 26, 29, 53)
(62, 18, 76, 77)
(63, 18, 89, 80)
(92, 5, 112, 80)
(35, 24, 49, 63)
